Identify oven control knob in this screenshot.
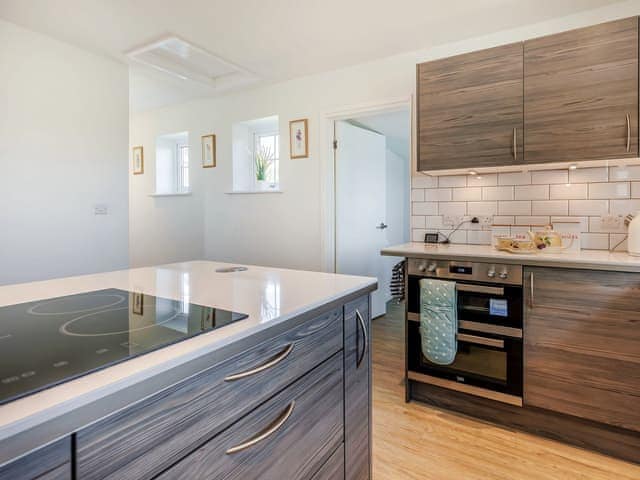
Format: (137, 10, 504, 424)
(499, 269, 509, 279)
(427, 263, 437, 273)
(418, 262, 427, 272)
(487, 268, 496, 278)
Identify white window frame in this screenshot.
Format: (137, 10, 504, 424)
(176, 143, 190, 193)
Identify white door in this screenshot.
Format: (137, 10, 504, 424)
(335, 120, 388, 318)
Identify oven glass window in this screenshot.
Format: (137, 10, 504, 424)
(423, 343, 507, 382)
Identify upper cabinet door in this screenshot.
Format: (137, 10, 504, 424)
(417, 43, 524, 172)
(524, 17, 639, 164)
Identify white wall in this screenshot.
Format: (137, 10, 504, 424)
(130, 0, 640, 271)
(0, 19, 129, 286)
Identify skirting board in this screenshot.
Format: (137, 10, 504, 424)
(409, 379, 640, 465)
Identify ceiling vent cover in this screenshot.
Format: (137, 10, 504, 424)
(127, 36, 256, 91)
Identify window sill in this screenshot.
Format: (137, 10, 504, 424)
(149, 191, 193, 197)
(225, 189, 283, 195)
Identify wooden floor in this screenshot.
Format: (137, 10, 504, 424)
(371, 303, 640, 480)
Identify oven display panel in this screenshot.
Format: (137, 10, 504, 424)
(449, 265, 472, 275)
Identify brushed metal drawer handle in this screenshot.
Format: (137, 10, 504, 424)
(355, 309, 368, 369)
(513, 127, 517, 161)
(225, 400, 296, 454)
(224, 343, 294, 382)
(627, 113, 631, 153)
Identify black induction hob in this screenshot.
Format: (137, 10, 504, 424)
(0, 288, 248, 405)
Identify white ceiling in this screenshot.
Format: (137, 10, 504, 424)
(0, 0, 621, 112)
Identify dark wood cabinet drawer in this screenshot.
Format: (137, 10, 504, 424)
(156, 352, 344, 480)
(344, 295, 371, 480)
(76, 307, 343, 480)
(0, 437, 71, 480)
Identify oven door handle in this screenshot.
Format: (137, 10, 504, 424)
(457, 333, 505, 349)
(455, 284, 504, 296)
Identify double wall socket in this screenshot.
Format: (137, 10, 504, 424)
(600, 214, 625, 230)
(442, 215, 493, 228)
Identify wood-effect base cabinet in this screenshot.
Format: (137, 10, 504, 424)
(0, 294, 372, 480)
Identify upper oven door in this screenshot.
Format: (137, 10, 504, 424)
(407, 276, 522, 330)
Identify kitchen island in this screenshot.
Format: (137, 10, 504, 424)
(0, 261, 376, 479)
(382, 242, 640, 465)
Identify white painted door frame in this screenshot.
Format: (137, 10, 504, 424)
(320, 95, 414, 273)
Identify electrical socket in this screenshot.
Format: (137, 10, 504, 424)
(478, 216, 494, 229)
(443, 215, 464, 227)
(600, 214, 625, 230)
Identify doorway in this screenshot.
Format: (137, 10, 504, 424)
(333, 107, 411, 318)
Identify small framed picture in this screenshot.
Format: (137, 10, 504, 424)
(132, 146, 144, 175)
(289, 119, 308, 159)
(132, 293, 144, 315)
(202, 134, 216, 168)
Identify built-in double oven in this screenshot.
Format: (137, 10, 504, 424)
(406, 258, 523, 406)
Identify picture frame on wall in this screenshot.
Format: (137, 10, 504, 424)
(132, 146, 144, 175)
(202, 134, 216, 168)
(132, 293, 144, 315)
(289, 118, 308, 159)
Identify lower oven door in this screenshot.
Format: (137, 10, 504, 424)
(408, 321, 522, 397)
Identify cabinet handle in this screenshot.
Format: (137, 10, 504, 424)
(513, 128, 517, 161)
(529, 272, 534, 308)
(225, 400, 296, 454)
(224, 343, 294, 382)
(626, 114, 631, 153)
(355, 309, 368, 369)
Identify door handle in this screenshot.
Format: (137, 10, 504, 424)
(376, 222, 388, 230)
(355, 309, 368, 369)
(457, 333, 504, 349)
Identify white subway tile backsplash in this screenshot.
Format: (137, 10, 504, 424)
(499, 201, 531, 216)
(515, 216, 550, 225)
(411, 215, 426, 229)
(467, 230, 492, 245)
(569, 199, 608, 216)
(610, 199, 640, 216)
(424, 188, 452, 201)
(412, 175, 438, 188)
(492, 216, 515, 225)
(531, 169, 568, 185)
(569, 167, 608, 183)
(411, 189, 425, 202)
(468, 173, 498, 187)
(482, 186, 514, 201)
(588, 182, 630, 199)
(438, 202, 466, 216)
(549, 183, 587, 200)
(532, 200, 568, 216)
(610, 234, 628, 251)
(581, 233, 610, 250)
(438, 175, 467, 188)
(412, 229, 427, 242)
(467, 201, 498, 216)
(425, 216, 444, 229)
(515, 185, 549, 200)
(410, 162, 640, 252)
(498, 171, 531, 186)
(551, 216, 589, 232)
(609, 165, 640, 181)
(413, 202, 438, 216)
(452, 187, 482, 201)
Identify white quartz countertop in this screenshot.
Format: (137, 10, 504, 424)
(0, 260, 376, 448)
(381, 243, 640, 272)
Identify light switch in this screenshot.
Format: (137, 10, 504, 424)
(94, 204, 108, 215)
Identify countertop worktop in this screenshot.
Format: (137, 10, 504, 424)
(381, 243, 640, 272)
(0, 260, 376, 464)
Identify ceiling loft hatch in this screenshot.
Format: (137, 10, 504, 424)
(127, 36, 257, 91)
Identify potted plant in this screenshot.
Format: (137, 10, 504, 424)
(254, 144, 273, 190)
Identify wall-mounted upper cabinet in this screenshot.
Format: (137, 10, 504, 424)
(417, 43, 524, 172)
(416, 16, 640, 173)
(524, 17, 639, 164)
